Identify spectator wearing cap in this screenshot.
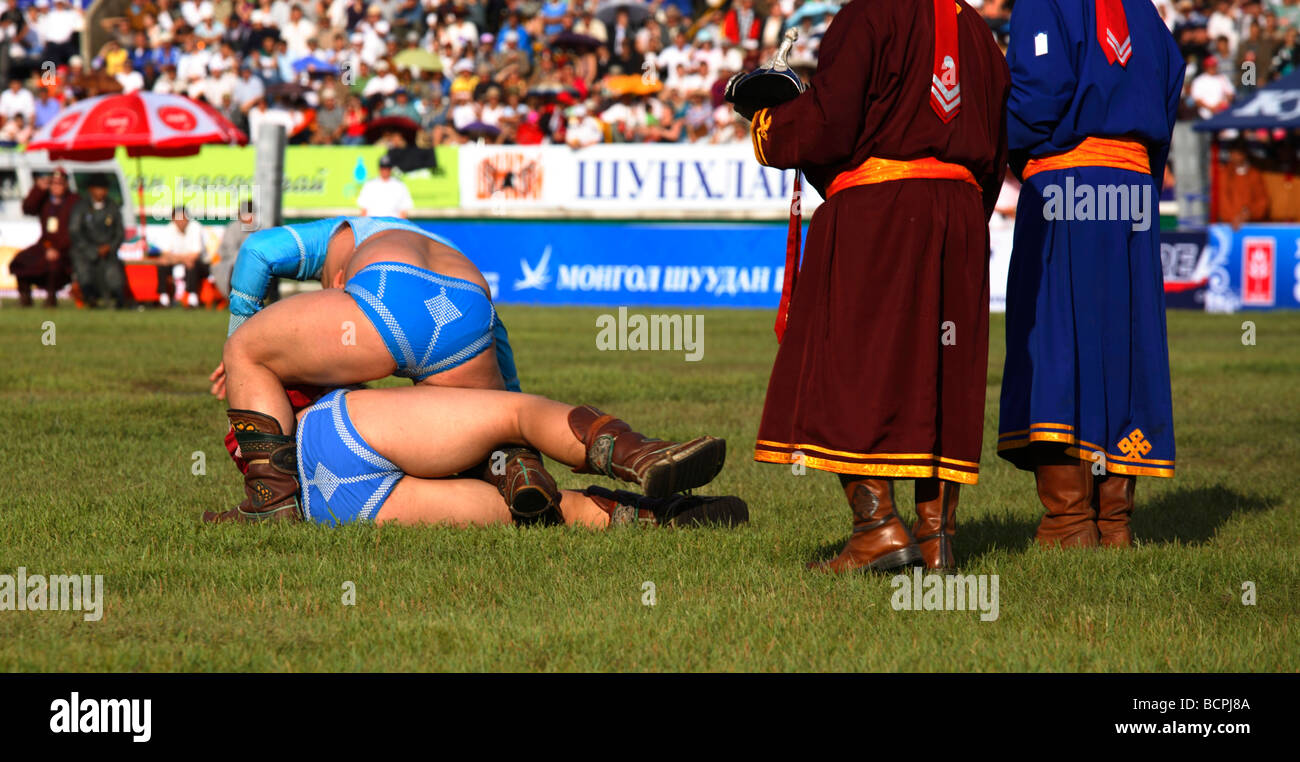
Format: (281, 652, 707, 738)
(1191, 55, 1236, 119)
(194, 4, 227, 42)
(493, 29, 532, 78)
(11, 168, 78, 308)
(364, 58, 399, 98)
(68, 173, 128, 309)
(357, 154, 414, 217)
(312, 87, 347, 143)
(496, 14, 532, 62)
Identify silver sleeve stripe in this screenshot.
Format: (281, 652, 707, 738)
(230, 288, 262, 306)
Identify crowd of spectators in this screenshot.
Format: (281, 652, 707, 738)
(2, 0, 1300, 221)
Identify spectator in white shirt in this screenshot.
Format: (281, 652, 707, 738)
(154, 206, 209, 308)
(116, 59, 145, 93)
(0, 78, 34, 121)
(1191, 56, 1237, 120)
(357, 155, 414, 218)
(282, 5, 318, 57)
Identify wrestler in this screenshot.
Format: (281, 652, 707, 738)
(206, 216, 552, 524)
(237, 385, 735, 528)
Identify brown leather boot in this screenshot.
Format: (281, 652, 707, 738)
(477, 446, 563, 526)
(202, 410, 302, 523)
(913, 478, 959, 571)
(809, 476, 922, 573)
(1095, 473, 1136, 548)
(1034, 459, 1099, 548)
(567, 405, 726, 498)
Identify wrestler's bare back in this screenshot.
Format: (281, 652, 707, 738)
(321, 224, 489, 294)
(321, 224, 503, 390)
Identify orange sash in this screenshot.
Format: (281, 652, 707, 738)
(825, 156, 980, 200)
(1021, 137, 1150, 180)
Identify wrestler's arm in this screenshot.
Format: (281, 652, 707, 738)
(1005, 0, 1078, 178)
(747, 0, 873, 170)
(225, 217, 346, 336)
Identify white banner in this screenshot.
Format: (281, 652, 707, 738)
(458, 143, 822, 214)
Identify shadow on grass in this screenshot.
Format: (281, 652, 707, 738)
(806, 485, 1278, 566)
(1131, 485, 1277, 545)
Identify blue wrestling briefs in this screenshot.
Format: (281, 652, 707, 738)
(344, 262, 496, 381)
(297, 389, 402, 526)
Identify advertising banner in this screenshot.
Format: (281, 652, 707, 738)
(457, 143, 816, 214)
(1160, 229, 1214, 309)
(421, 219, 788, 308)
(1200, 224, 1300, 312)
(119, 145, 459, 216)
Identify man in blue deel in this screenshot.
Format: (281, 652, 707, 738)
(999, 0, 1184, 548)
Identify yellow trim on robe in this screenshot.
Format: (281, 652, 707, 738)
(754, 448, 981, 484)
(754, 439, 980, 468)
(997, 424, 1175, 478)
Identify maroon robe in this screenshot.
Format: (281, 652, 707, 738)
(10, 184, 79, 292)
(750, 0, 1009, 484)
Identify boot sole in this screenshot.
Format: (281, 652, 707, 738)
(866, 546, 924, 573)
(509, 484, 565, 526)
(640, 437, 727, 498)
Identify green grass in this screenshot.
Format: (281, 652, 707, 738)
(0, 304, 1296, 672)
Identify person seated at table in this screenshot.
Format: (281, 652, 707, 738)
(151, 206, 209, 308)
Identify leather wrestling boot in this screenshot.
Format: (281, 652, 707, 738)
(582, 485, 749, 528)
(913, 478, 960, 571)
(478, 446, 564, 526)
(1095, 473, 1136, 548)
(809, 477, 922, 573)
(202, 410, 302, 523)
(567, 405, 726, 498)
(1033, 459, 1099, 548)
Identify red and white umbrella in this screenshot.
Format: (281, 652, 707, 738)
(27, 92, 248, 247)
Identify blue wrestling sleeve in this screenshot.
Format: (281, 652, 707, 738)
(227, 217, 348, 336)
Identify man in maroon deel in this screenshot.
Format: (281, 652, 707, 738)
(743, 0, 1009, 572)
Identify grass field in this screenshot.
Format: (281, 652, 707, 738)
(0, 303, 1296, 672)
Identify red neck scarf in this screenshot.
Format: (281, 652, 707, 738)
(1098, 0, 1132, 66)
(930, 0, 960, 123)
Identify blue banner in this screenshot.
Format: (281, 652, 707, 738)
(420, 219, 789, 309)
(1202, 224, 1300, 312)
